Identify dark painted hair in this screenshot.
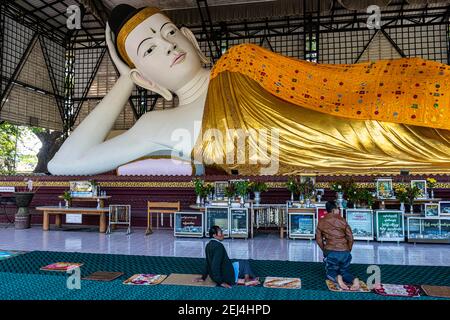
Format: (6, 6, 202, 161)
(209, 225, 222, 238)
(325, 201, 337, 213)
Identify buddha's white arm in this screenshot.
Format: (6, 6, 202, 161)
(48, 24, 140, 175)
(47, 75, 135, 171)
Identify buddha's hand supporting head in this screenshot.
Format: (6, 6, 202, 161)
(105, 22, 131, 77)
(108, 4, 210, 101)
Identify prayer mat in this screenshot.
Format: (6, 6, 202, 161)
(373, 284, 420, 297)
(123, 274, 167, 285)
(263, 277, 301, 289)
(40, 262, 83, 272)
(82, 271, 123, 281)
(161, 274, 217, 287)
(325, 279, 370, 292)
(237, 278, 261, 287)
(421, 285, 450, 298)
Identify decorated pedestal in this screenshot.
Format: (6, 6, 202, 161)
(14, 192, 34, 229)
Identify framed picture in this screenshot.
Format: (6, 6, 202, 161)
(411, 180, 427, 199)
(69, 181, 93, 197)
(424, 203, 439, 217)
(376, 178, 394, 199)
(438, 201, 450, 216)
(214, 181, 229, 200)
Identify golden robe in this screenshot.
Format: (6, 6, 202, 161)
(195, 44, 450, 175)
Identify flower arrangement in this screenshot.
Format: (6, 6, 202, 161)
(204, 183, 214, 197)
(224, 184, 236, 198)
(235, 180, 250, 198)
(249, 181, 268, 193)
(331, 180, 356, 196)
(426, 177, 437, 189)
(192, 178, 204, 196)
(395, 184, 421, 204)
(286, 177, 300, 194)
(62, 190, 72, 201)
(331, 182, 343, 193)
(359, 189, 375, 208)
(407, 185, 422, 204)
(301, 178, 315, 199)
(394, 184, 408, 203)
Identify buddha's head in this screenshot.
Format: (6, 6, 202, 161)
(109, 4, 209, 100)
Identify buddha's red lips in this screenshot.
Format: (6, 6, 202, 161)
(171, 53, 186, 67)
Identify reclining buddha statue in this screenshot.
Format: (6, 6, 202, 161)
(48, 4, 450, 176)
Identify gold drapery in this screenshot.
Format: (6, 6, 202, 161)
(194, 71, 450, 175)
(211, 44, 450, 130)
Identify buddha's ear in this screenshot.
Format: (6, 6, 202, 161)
(180, 27, 210, 64)
(129, 69, 173, 101)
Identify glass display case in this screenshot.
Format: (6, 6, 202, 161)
(407, 217, 450, 243)
(230, 208, 249, 238)
(288, 208, 315, 239)
(375, 210, 405, 242)
(346, 209, 374, 241)
(205, 206, 230, 238)
(174, 212, 204, 237)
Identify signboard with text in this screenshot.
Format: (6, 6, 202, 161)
(346, 209, 374, 241)
(376, 210, 404, 242)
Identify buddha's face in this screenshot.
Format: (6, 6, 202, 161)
(125, 13, 202, 91)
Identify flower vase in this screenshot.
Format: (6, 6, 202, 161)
(196, 195, 201, 206)
(305, 198, 311, 208)
(254, 191, 261, 206)
(409, 201, 414, 214)
(336, 192, 344, 208)
(400, 202, 405, 212)
(290, 192, 294, 202)
(240, 196, 245, 207)
(430, 189, 434, 199)
(65, 200, 70, 208)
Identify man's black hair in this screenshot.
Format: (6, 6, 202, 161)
(209, 225, 222, 238)
(325, 200, 337, 213)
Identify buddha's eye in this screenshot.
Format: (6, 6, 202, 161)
(144, 45, 156, 57)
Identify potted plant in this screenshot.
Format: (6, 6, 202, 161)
(62, 191, 72, 208)
(250, 181, 268, 206)
(192, 178, 204, 205)
(286, 177, 299, 201)
(14, 178, 39, 229)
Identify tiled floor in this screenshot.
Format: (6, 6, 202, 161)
(1, 225, 449, 266)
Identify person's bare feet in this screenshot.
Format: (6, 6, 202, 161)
(350, 278, 360, 291)
(337, 275, 349, 290)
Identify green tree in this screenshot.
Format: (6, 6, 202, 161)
(0, 121, 19, 174)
